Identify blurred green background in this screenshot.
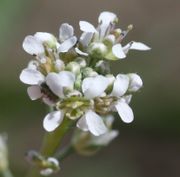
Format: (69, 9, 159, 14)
(0, 0, 180, 177)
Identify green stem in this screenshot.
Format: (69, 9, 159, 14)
(26, 118, 74, 177)
(56, 145, 75, 161)
(40, 118, 74, 157)
(0, 169, 14, 177)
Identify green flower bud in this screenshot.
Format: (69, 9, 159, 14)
(66, 62, 81, 75)
(75, 57, 87, 68)
(82, 67, 98, 78)
(95, 60, 110, 75)
(88, 42, 107, 59)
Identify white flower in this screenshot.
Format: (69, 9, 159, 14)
(78, 11, 151, 60)
(58, 23, 77, 53)
(23, 32, 59, 56)
(43, 75, 110, 135)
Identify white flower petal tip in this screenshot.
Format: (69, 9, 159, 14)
(115, 101, 134, 123)
(20, 68, 45, 85)
(112, 44, 126, 59)
(98, 11, 117, 24)
(58, 36, 77, 53)
(27, 86, 42, 100)
(130, 41, 151, 51)
(75, 47, 88, 56)
(82, 75, 109, 99)
(79, 21, 97, 33)
(43, 111, 64, 132)
(86, 111, 108, 136)
(92, 130, 119, 146)
(128, 73, 143, 92)
(34, 32, 55, 42)
(40, 168, 54, 176)
(111, 74, 129, 97)
(22, 35, 44, 55)
(59, 23, 74, 42)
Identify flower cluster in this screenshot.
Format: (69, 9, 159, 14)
(20, 11, 150, 137)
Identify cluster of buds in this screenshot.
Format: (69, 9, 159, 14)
(19, 11, 150, 174)
(26, 151, 60, 176)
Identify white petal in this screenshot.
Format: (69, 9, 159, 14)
(22, 35, 44, 55)
(112, 44, 126, 59)
(42, 97, 55, 106)
(34, 32, 56, 43)
(27, 60, 39, 70)
(59, 23, 74, 42)
(40, 168, 54, 176)
(115, 101, 134, 123)
(130, 41, 151, 50)
(46, 71, 75, 97)
(98, 11, 117, 25)
(128, 73, 143, 92)
(111, 74, 129, 97)
(79, 21, 97, 33)
(85, 110, 108, 136)
(80, 32, 93, 47)
(27, 86, 42, 100)
(76, 116, 89, 131)
(47, 157, 59, 166)
(91, 130, 119, 146)
(123, 95, 132, 104)
(20, 68, 45, 85)
(75, 47, 88, 56)
(123, 41, 151, 53)
(57, 71, 75, 88)
(43, 111, 64, 132)
(58, 36, 77, 53)
(82, 75, 109, 99)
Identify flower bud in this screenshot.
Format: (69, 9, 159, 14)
(28, 60, 39, 70)
(26, 150, 60, 176)
(75, 57, 87, 68)
(112, 28, 122, 38)
(95, 60, 110, 75)
(103, 35, 116, 47)
(88, 42, 107, 59)
(128, 73, 143, 92)
(54, 59, 65, 72)
(66, 62, 81, 75)
(0, 134, 8, 172)
(82, 67, 98, 78)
